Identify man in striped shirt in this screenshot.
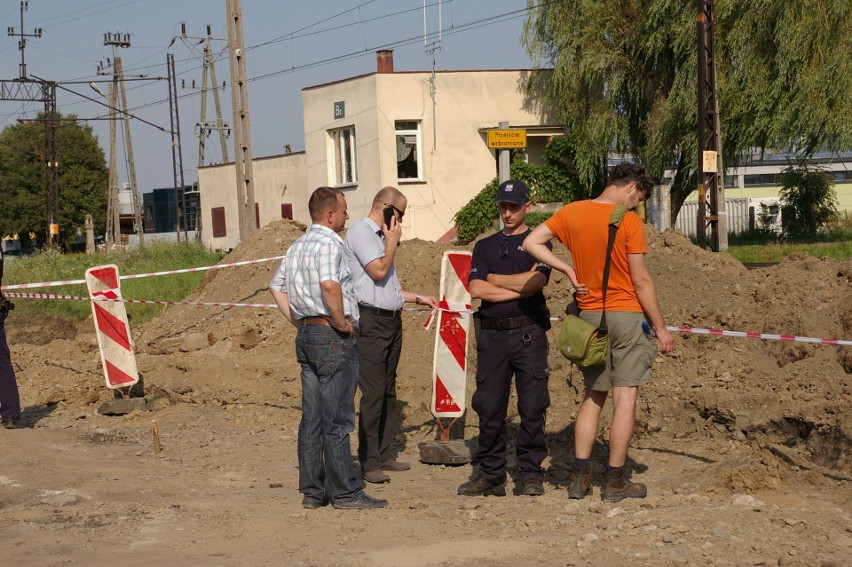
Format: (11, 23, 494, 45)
(270, 186, 387, 510)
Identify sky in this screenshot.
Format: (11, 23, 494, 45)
(0, 0, 536, 194)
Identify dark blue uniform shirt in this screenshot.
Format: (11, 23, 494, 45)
(468, 229, 551, 321)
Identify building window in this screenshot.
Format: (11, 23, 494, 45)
(281, 203, 293, 220)
(331, 127, 357, 185)
(211, 207, 226, 238)
(743, 173, 782, 187)
(395, 121, 422, 180)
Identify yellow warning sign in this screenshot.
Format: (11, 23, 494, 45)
(487, 129, 526, 149)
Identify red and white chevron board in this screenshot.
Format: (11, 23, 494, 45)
(431, 251, 472, 418)
(85, 265, 139, 389)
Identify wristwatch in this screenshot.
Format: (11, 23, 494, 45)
(415, 294, 422, 305)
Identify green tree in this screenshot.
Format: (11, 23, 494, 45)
(779, 163, 839, 237)
(523, 0, 852, 221)
(0, 113, 108, 248)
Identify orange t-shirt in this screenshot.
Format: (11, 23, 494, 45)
(544, 200, 648, 312)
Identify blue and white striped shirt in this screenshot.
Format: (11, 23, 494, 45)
(269, 224, 359, 323)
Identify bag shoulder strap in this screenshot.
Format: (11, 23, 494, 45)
(609, 204, 629, 228)
(598, 205, 628, 335)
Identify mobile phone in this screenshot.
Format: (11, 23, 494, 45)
(383, 205, 394, 228)
(641, 321, 654, 336)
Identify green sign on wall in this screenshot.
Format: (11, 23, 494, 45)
(334, 101, 345, 119)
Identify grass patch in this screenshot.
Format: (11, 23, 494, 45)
(3, 241, 226, 326)
(726, 241, 852, 263)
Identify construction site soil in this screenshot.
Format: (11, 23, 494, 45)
(1, 219, 850, 566)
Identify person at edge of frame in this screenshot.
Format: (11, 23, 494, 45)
(523, 163, 676, 502)
(457, 179, 554, 498)
(343, 186, 438, 485)
(0, 247, 23, 429)
(268, 186, 388, 510)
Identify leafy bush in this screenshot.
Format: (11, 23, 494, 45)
(524, 211, 554, 228)
(727, 227, 782, 246)
(453, 138, 585, 243)
(779, 163, 840, 238)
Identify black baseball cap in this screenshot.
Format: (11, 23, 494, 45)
(494, 179, 530, 203)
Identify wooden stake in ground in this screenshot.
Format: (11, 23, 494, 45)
(151, 420, 161, 455)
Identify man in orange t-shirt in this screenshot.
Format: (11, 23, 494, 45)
(524, 163, 675, 502)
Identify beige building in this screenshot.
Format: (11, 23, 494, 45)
(198, 51, 558, 250)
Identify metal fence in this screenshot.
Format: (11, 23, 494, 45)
(674, 197, 781, 237)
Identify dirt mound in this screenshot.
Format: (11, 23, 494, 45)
(5, 219, 852, 565)
(11, 220, 851, 478)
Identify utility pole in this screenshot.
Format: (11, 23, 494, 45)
(6, 2, 58, 246)
(179, 22, 230, 167)
(166, 53, 187, 241)
(7, 1, 42, 79)
(225, 0, 256, 243)
(93, 68, 121, 250)
(102, 32, 144, 246)
(43, 80, 59, 245)
(107, 79, 119, 249)
(696, 0, 726, 250)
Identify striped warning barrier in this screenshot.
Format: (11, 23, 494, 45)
(85, 265, 139, 389)
(431, 251, 473, 419)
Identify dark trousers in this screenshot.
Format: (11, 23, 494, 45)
(472, 323, 550, 483)
(355, 309, 403, 472)
(0, 321, 22, 423)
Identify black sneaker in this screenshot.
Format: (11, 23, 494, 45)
(332, 492, 388, 510)
(520, 478, 545, 496)
(2, 419, 21, 429)
(457, 476, 506, 497)
(302, 497, 329, 510)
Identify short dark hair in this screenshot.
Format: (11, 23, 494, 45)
(608, 163, 655, 197)
(308, 187, 342, 221)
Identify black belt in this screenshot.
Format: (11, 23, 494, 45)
(477, 315, 536, 330)
(358, 303, 402, 320)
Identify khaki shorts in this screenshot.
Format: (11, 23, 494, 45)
(577, 311, 656, 391)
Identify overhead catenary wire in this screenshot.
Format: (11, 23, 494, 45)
(3, 2, 537, 124)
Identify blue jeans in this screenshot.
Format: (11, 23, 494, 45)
(295, 325, 362, 503)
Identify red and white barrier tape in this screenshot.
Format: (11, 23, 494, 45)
(4, 291, 441, 312)
(5, 291, 849, 347)
(546, 316, 850, 347)
(664, 325, 851, 347)
(4, 292, 278, 309)
(0, 255, 285, 291)
(423, 300, 472, 330)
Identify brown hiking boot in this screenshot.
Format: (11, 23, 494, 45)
(601, 469, 647, 502)
(568, 465, 592, 499)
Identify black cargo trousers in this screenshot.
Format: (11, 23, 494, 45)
(471, 321, 550, 484)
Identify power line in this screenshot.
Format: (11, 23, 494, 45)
(4, 3, 534, 131)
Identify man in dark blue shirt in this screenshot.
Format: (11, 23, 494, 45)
(458, 180, 552, 497)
